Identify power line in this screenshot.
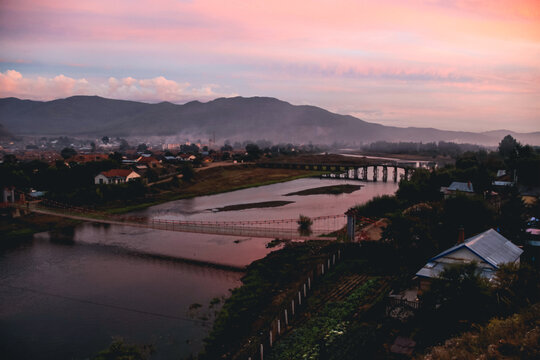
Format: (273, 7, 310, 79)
(1, 283, 212, 326)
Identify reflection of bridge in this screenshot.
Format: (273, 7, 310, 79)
(259, 161, 430, 182)
(12, 198, 347, 241)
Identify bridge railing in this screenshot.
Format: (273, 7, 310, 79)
(23, 197, 347, 239)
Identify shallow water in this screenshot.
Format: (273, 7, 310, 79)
(0, 178, 397, 359)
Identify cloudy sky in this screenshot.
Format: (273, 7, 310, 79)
(1, 0, 539, 132)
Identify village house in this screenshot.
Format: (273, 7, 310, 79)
(178, 153, 196, 162)
(416, 228, 523, 293)
(94, 169, 141, 185)
(69, 154, 109, 163)
(136, 156, 161, 168)
(440, 181, 474, 198)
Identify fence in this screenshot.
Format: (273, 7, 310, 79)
(237, 248, 344, 360)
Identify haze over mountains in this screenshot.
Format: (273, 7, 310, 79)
(1, 96, 538, 146)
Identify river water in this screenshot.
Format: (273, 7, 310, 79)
(0, 178, 398, 359)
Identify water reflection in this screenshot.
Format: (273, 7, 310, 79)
(1, 177, 398, 359)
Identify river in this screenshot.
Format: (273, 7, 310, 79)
(0, 178, 398, 359)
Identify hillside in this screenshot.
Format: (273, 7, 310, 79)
(1, 96, 538, 145)
(0, 123, 15, 140)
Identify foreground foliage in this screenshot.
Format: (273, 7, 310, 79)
(420, 303, 540, 360)
(200, 241, 339, 359)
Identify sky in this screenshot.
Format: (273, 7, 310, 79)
(0, 0, 539, 132)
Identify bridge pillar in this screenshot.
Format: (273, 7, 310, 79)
(382, 166, 388, 182)
(346, 213, 355, 241)
(354, 167, 359, 180)
(363, 166, 368, 181)
(393, 166, 398, 182)
(404, 168, 409, 181)
(373, 166, 378, 182)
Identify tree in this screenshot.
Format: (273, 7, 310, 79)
(136, 143, 148, 153)
(221, 144, 233, 152)
(146, 169, 158, 183)
(108, 152, 123, 164)
(101, 136, 110, 145)
(297, 214, 313, 236)
(498, 135, 520, 161)
(422, 262, 493, 322)
(118, 139, 130, 151)
(181, 163, 195, 182)
(245, 143, 262, 160)
(61, 147, 77, 159)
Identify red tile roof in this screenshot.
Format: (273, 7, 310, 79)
(136, 156, 159, 163)
(99, 169, 136, 178)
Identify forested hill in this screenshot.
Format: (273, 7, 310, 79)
(1, 96, 539, 145)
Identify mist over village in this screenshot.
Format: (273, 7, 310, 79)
(1, 1, 539, 360)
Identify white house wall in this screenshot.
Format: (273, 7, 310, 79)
(437, 248, 491, 269)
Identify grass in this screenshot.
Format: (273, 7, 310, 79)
(211, 200, 294, 212)
(0, 213, 81, 243)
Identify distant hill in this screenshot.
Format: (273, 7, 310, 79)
(0, 123, 15, 140)
(0, 96, 538, 145)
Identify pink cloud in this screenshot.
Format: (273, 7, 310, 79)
(0, 70, 234, 102)
(0, 1, 538, 131)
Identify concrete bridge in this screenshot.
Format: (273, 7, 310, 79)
(259, 161, 421, 182)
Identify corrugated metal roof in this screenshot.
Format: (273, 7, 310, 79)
(416, 229, 523, 279)
(447, 181, 474, 192)
(464, 229, 523, 266)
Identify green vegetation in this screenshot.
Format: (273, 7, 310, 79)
(210, 200, 294, 212)
(285, 184, 361, 196)
(419, 303, 540, 360)
(267, 279, 380, 359)
(200, 241, 340, 359)
(92, 339, 154, 360)
(0, 213, 80, 243)
(297, 214, 313, 236)
(362, 140, 484, 158)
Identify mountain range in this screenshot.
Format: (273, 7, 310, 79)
(1, 96, 538, 145)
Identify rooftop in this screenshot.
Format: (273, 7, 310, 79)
(416, 229, 523, 279)
(447, 181, 474, 193)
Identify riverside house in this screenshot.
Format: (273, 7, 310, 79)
(416, 229, 523, 293)
(94, 169, 141, 185)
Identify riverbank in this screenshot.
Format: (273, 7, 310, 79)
(104, 165, 322, 214)
(0, 165, 322, 242)
(0, 213, 81, 243)
(210, 200, 294, 212)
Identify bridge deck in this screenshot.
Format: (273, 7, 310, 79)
(27, 206, 339, 241)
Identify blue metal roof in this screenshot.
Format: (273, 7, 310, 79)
(447, 181, 474, 192)
(416, 229, 523, 279)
